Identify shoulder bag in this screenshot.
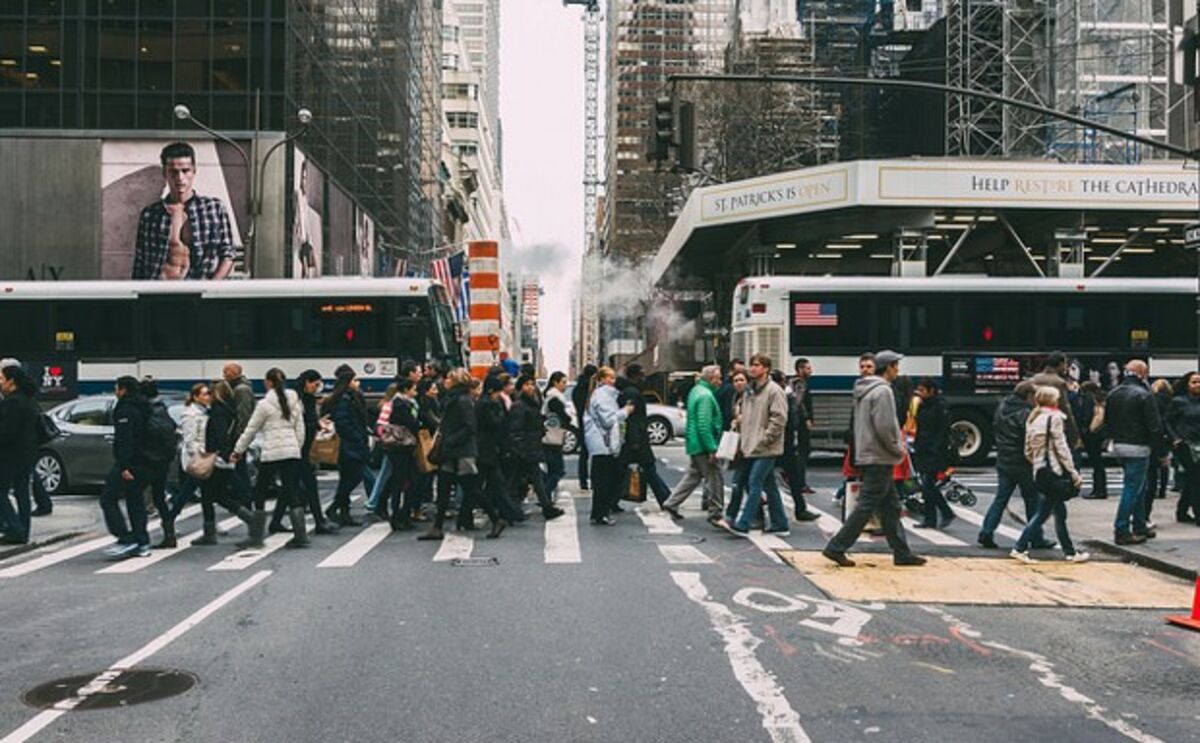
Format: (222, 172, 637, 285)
(1034, 415, 1078, 501)
(185, 452, 217, 481)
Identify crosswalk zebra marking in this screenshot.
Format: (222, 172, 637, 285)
(433, 531, 473, 562)
(97, 514, 243, 575)
(636, 506, 684, 535)
(658, 544, 714, 565)
(208, 519, 314, 572)
(544, 493, 582, 564)
(317, 522, 392, 569)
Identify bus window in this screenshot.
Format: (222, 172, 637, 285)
(1128, 295, 1194, 352)
(312, 300, 387, 353)
(55, 301, 134, 356)
(788, 294, 870, 353)
(252, 303, 309, 353)
(1044, 297, 1123, 351)
(216, 301, 256, 356)
(0, 301, 50, 356)
(879, 295, 954, 352)
(143, 296, 200, 357)
(960, 296, 1035, 349)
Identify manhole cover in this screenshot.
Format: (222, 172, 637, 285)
(631, 533, 706, 544)
(23, 668, 198, 711)
(451, 556, 499, 567)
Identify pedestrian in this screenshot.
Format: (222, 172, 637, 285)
(727, 355, 790, 537)
(541, 371, 571, 498)
(822, 350, 926, 568)
(716, 358, 746, 433)
(791, 357, 816, 497)
(1077, 381, 1109, 499)
(138, 377, 183, 548)
(380, 377, 422, 531)
(1167, 371, 1200, 525)
(1104, 360, 1161, 545)
(1145, 378, 1174, 517)
(911, 378, 955, 530)
(295, 369, 339, 534)
(1030, 352, 1082, 449)
(364, 374, 403, 519)
(419, 369, 504, 540)
(96, 376, 156, 559)
(191, 380, 266, 548)
(322, 364, 371, 527)
(414, 378, 442, 519)
(507, 375, 566, 523)
(0, 365, 39, 545)
(722, 370, 750, 523)
(772, 368, 820, 523)
(164, 383, 210, 548)
(616, 364, 672, 510)
(584, 366, 633, 526)
(1010, 386, 1089, 563)
(477, 374, 525, 525)
(977, 381, 1054, 550)
(1, 357, 54, 518)
(572, 364, 597, 490)
(234, 368, 308, 548)
(222, 362, 256, 508)
(662, 364, 725, 523)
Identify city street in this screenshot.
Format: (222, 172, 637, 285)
(2, 444, 1198, 743)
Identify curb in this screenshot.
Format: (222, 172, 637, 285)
(1083, 538, 1198, 582)
(0, 531, 88, 562)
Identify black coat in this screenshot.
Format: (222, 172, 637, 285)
(716, 381, 736, 432)
(617, 379, 652, 464)
(419, 395, 442, 433)
(0, 391, 39, 473)
(300, 392, 319, 460)
(330, 390, 371, 463)
(112, 393, 150, 472)
(507, 393, 546, 463)
(913, 393, 950, 473)
(993, 393, 1033, 471)
(1105, 376, 1162, 448)
(476, 396, 509, 467)
(1168, 394, 1200, 444)
(781, 392, 800, 459)
(439, 386, 478, 461)
(205, 399, 238, 460)
(571, 373, 592, 419)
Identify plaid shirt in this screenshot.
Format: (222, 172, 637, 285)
(132, 194, 236, 280)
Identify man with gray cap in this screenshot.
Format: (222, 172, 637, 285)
(823, 350, 926, 567)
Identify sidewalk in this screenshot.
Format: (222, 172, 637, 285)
(0, 498, 104, 561)
(1058, 491, 1199, 581)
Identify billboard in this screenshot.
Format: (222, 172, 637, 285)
(292, 147, 325, 279)
(355, 206, 376, 277)
(100, 140, 249, 280)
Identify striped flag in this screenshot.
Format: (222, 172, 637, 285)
(793, 302, 838, 327)
(432, 252, 471, 322)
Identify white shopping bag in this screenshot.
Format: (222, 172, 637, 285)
(715, 430, 740, 462)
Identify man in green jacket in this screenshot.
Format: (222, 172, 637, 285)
(663, 365, 725, 524)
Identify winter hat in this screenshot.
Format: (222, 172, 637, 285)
(334, 363, 356, 382)
(483, 375, 506, 395)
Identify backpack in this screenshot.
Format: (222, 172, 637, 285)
(141, 401, 178, 463)
(36, 412, 62, 445)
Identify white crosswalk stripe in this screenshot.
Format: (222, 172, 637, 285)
(544, 495, 582, 564)
(317, 522, 392, 569)
(208, 519, 313, 572)
(950, 504, 1024, 540)
(96, 514, 243, 575)
(635, 506, 683, 535)
(658, 544, 714, 564)
(432, 531, 473, 562)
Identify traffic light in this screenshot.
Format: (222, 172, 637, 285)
(677, 100, 695, 172)
(647, 96, 674, 164)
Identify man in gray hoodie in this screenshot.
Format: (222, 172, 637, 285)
(823, 350, 925, 567)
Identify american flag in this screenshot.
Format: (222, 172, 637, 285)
(794, 302, 838, 327)
(431, 251, 471, 323)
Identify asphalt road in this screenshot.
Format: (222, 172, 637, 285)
(1, 443, 1198, 742)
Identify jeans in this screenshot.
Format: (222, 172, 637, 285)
(383, 450, 416, 523)
(364, 455, 393, 512)
(1015, 494, 1076, 555)
(0, 467, 32, 541)
(1114, 456, 1149, 535)
(543, 446, 566, 497)
(826, 464, 913, 557)
(725, 461, 748, 521)
(1145, 459, 1169, 518)
(664, 454, 724, 514)
(776, 453, 808, 514)
(980, 464, 1045, 543)
(734, 457, 788, 532)
(334, 458, 368, 512)
(100, 464, 148, 546)
(918, 469, 952, 526)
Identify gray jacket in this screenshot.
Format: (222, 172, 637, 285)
(738, 377, 788, 458)
(230, 375, 255, 441)
(852, 376, 904, 466)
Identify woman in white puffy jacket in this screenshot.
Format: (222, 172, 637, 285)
(233, 368, 308, 548)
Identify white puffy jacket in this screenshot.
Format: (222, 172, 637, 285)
(179, 403, 208, 471)
(234, 389, 305, 463)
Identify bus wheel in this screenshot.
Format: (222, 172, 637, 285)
(950, 412, 991, 467)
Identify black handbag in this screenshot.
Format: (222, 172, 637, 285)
(1035, 415, 1078, 501)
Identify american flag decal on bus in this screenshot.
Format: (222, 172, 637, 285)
(794, 302, 838, 327)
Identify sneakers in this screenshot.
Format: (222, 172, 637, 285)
(104, 543, 142, 561)
(763, 528, 791, 537)
(1065, 551, 1091, 563)
(821, 548, 855, 567)
(134, 544, 151, 558)
(590, 516, 615, 526)
(1010, 548, 1038, 564)
(723, 521, 750, 538)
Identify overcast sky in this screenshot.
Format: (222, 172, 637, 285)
(500, 0, 586, 374)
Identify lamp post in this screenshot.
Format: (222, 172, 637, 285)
(172, 103, 313, 275)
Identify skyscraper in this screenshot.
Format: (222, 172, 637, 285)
(451, 0, 502, 178)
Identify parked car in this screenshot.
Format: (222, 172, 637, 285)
(34, 394, 260, 495)
(557, 383, 686, 455)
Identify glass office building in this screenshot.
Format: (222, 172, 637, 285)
(0, 0, 442, 258)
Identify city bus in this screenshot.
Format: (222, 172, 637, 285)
(730, 275, 1196, 464)
(0, 278, 463, 399)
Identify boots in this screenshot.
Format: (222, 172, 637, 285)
(486, 518, 507, 540)
(156, 521, 177, 549)
(236, 507, 267, 549)
(417, 526, 444, 541)
(268, 500, 288, 534)
(285, 506, 310, 548)
(311, 489, 339, 534)
(192, 520, 218, 546)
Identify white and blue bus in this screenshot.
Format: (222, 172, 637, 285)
(0, 278, 463, 399)
(730, 276, 1197, 464)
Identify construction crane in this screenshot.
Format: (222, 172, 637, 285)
(563, 0, 602, 254)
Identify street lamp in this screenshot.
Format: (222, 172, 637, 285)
(173, 103, 313, 274)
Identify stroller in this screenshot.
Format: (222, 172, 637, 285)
(901, 466, 978, 518)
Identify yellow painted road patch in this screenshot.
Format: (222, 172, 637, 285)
(777, 551, 1194, 609)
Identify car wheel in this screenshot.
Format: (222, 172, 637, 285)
(647, 417, 672, 446)
(950, 412, 991, 466)
(562, 429, 578, 456)
(35, 451, 66, 495)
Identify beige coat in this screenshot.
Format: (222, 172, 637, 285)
(738, 378, 788, 458)
(1025, 407, 1079, 480)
